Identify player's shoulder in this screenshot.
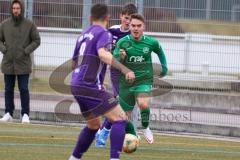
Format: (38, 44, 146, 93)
(143, 35, 158, 43)
(143, 35, 160, 47)
(93, 26, 111, 38)
(80, 25, 110, 41)
(88, 25, 107, 34)
(108, 25, 121, 33)
(109, 25, 121, 29)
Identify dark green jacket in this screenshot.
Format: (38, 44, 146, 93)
(0, 0, 40, 75)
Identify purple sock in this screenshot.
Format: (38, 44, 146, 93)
(72, 127, 98, 159)
(101, 118, 112, 130)
(110, 120, 127, 159)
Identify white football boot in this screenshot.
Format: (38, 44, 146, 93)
(143, 127, 154, 144)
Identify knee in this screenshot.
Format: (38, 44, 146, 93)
(5, 87, 14, 92)
(87, 120, 101, 130)
(138, 102, 149, 110)
(5, 84, 15, 92)
(88, 124, 100, 130)
(111, 112, 128, 123)
(18, 86, 29, 92)
(18, 81, 29, 92)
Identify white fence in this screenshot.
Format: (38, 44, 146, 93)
(0, 27, 239, 80)
(31, 28, 240, 76)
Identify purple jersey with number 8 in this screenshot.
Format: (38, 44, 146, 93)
(70, 25, 118, 119)
(71, 25, 112, 88)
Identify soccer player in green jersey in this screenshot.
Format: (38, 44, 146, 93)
(114, 13, 168, 144)
(95, 4, 155, 147)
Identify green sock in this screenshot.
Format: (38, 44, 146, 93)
(125, 121, 137, 136)
(141, 107, 150, 129)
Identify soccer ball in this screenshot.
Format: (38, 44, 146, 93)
(122, 134, 140, 153)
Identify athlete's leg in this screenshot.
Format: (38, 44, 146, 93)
(95, 67, 120, 147)
(69, 118, 101, 160)
(70, 86, 125, 159)
(95, 68, 120, 147)
(131, 85, 152, 130)
(96, 86, 135, 147)
(125, 111, 137, 136)
(136, 92, 154, 144)
(137, 93, 151, 128)
(100, 118, 112, 130)
(104, 104, 127, 159)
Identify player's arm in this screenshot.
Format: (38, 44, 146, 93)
(98, 48, 135, 83)
(153, 40, 168, 77)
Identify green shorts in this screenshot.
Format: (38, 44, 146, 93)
(119, 85, 152, 111)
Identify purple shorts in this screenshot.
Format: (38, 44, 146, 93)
(71, 85, 118, 120)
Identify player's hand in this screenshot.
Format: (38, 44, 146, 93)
(119, 49, 126, 60)
(125, 71, 135, 84)
(159, 65, 168, 78)
(159, 72, 167, 78)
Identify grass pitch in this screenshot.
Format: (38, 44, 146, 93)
(0, 122, 240, 160)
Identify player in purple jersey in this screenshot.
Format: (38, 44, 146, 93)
(68, 4, 135, 160)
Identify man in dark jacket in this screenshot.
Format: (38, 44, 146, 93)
(0, 0, 40, 123)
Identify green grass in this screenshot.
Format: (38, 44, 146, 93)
(0, 123, 240, 160)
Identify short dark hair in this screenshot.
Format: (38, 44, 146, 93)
(11, 0, 22, 9)
(91, 3, 108, 21)
(121, 3, 137, 15)
(131, 13, 145, 23)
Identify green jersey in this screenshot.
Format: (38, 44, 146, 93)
(113, 34, 167, 88)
